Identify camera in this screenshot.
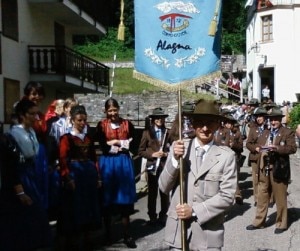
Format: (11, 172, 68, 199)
(263, 154, 270, 176)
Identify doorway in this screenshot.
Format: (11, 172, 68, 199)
(259, 67, 274, 102)
(54, 22, 65, 46)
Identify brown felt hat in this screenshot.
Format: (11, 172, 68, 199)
(266, 107, 284, 118)
(149, 107, 169, 118)
(223, 114, 237, 123)
(248, 98, 259, 106)
(185, 99, 223, 120)
(253, 107, 268, 116)
(182, 101, 195, 113)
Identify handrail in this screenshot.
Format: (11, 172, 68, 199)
(198, 81, 242, 100)
(28, 45, 110, 89)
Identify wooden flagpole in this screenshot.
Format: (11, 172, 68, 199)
(109, 52, 116, 97)
(178, 89, 188, 250)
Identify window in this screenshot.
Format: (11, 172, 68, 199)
(261, 15, 273, 42)
(258, 0, 274, 10)
(1, 0, 19, 41)
(4, 78, 20, 123)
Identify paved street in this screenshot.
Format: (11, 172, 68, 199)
(89, 147, 300, 251)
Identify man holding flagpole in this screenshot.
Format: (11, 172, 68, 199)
(135, 1, 228, 248)
(159, 99, 237, 251)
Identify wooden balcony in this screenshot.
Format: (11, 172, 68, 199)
(28, 45, 110, 92)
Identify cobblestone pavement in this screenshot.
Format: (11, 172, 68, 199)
(68, 147, 300, 251)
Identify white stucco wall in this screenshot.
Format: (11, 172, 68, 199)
(0, 0, 105, 123)
(246, 5, 300, 104)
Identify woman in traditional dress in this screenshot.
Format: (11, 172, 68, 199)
(95, 98, 137, 248)
(22, 81, 49, 209)
(0, 99, 52, 251)
(44, 99, 65, 221)
(58, 105, 101, 250)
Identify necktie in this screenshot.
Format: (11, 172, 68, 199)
(156, 129, 161, 141)
(196, 147, 206, 173)
(270, 129, 278, 144)
(259, 126, 264, 135)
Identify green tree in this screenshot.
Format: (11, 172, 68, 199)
(289, 104, 300, 130)
(222, 0, 247, 54)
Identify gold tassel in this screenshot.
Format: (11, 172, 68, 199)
(208, 15, 218, 36)
(208, 0, 221, 37)
(117, 0, 125, 41)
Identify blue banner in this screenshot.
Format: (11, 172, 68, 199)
(134, 0, 222, 88)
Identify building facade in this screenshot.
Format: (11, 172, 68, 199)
(0, 0, 110, 130)
(246, 0, 300, 104)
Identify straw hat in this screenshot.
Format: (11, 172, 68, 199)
(148, 107, 169, 118)
(186, 99, 223, 120)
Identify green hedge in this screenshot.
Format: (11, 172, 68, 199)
(289, 104, 300, 130)
(73, 27, 134, 61)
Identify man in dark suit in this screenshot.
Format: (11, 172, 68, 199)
(223, 114, 244, 205)
(246, 107, 297, 234)
(138, 107, 170, 226)
(246, 106, 268, 206)
(159, 99, 237, 251)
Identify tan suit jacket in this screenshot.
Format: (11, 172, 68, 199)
(159, 139, 237, 250)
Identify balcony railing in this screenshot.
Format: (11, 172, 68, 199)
(28, 46, 110, 90)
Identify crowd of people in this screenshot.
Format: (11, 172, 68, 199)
(0, 82, 138, 251)
(0, 80, 299, 251)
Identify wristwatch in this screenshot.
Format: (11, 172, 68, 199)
(191, 210, 197, 220)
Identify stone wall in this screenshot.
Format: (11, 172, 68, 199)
(75, 91, 183, 127)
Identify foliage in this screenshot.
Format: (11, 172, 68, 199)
(289, 104, 300, 130)
(222, 0, 247, 54)
(73, 28, 134, 61)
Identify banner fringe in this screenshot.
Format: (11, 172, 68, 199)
(133, 70, 222, 91)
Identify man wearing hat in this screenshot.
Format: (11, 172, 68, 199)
(223, 114, 244, 205)
(246, 107, 297, 234)
(138, 107, 170, 226)
(240, 98, 260, 139)
(214, 109, 230, 147)
(246, 106, 269, 206)
(159, 99, 237, 250)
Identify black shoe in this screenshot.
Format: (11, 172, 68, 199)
(246, 224, 263, 230)
(269, 202, 275, 208)
(158, 214, 167, 226)
(147, 219, 157, 226)
(235, 197, 243, 205)
(124, 237, 137, 249)
(274, 228, 286, 234)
